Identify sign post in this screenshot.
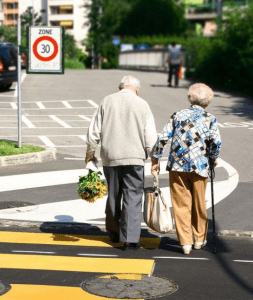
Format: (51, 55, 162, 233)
(27, 26, 64, 74)
(17, 18, 22, 148)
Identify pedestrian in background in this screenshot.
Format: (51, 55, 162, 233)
(86, 76, 157, 251)
(166, 42, 183, 88)
(151, 83, 221, 255)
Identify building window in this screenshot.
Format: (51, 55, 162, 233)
(50, 6, 73, 15)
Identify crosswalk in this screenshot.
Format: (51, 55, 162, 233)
(0, 231, 158, 300)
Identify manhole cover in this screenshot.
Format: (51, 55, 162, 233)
(81, 274, 178, 299)
(0, 281, 11, 296)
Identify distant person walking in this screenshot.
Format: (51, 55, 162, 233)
(166, 42, 183, 87)
(86, 76, 157, 251)
(151, 83, 221, 255)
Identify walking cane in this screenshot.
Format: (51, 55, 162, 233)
(210, 166, 217, 254)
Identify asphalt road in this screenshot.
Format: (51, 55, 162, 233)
(0, 70, 252, 231)
(0, 70, 253, 300)
(0, 228, 252, 300)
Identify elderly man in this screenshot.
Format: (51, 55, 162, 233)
(152, 83, 221, 254)
(86, 75, 157, 250)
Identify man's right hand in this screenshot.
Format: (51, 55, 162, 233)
(85, 156, 97, 164)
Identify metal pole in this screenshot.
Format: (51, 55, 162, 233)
(17, 18, 22, 148)
(210, 168, 217, 253)
(217, 0, 223, 30)
(91, 45, 94, 70)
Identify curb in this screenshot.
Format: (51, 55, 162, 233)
(0, 219, 252, 238)
(0, 147, 57, 167)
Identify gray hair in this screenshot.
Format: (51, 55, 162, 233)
(120, 76, 140, 89)
(188, 83, 214, 107)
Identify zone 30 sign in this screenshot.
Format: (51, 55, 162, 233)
(27, 26, 64, 74)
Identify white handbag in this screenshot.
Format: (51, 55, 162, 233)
(143, 173, 173, 233)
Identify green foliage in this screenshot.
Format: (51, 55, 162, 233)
(0, 25, 26, 46)
(116, 0, 187, 36)
(21, 7, 43, 26)
(64, 58, 86, 69)
(101, 42, 120, 69)
(77, 170, 107, 202)
(65, 34, 79, 59)
(191, 4, 253, 96)
(0, 141, 45, 156)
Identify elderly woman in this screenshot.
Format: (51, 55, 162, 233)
(151, 83, 221, 255)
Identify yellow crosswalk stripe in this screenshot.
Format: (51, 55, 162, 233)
(0, 231, 160, 248)
(0, 284, 144, 300)
(0, 253, 154, 274)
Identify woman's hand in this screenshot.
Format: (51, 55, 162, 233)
(151, 157, 159, 175)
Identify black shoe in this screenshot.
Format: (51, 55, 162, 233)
(109, 231, 119, 243)
(168, 83, 172, 87)
(123, 242, 140, 251)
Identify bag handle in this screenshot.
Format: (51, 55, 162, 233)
(153, 172, 159, 189)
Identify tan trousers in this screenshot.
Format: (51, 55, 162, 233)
(169, 171, 208, 246)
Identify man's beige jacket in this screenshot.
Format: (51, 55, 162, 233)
(86, 89, 157, 166)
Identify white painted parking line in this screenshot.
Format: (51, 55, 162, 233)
(62, 101, 73, 108)
(38, 136, 55, 147)
(78, 135, 87, 142)
(87, 100, 99, 108)
(234, 260, 253, 263)
(49, 115, 72, 128)
(12, 250, 56, 255)
(36, 102, 46, 109)
(14, 73, 27, 97)
(22, 116, 36, 128)
(153, 257, 209, 260)
(79, 115, 92, 121)
(0, 107, 95, 111)
(10, 102, 17, 109)
(77, 254, 118, 257)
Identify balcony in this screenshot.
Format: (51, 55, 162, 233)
(3, 9, 19, 14)
(2, 0, 18, 3)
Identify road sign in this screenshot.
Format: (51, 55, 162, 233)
(27, 26, 64, 74)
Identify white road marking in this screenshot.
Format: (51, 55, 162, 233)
(62, 101, 72, 108)
(12, 250, 56, 254)
(13, 73, 27, 97)
(77, 254, 118, 257)
(0, 115, 93, 117)
(233, 260, 253, 263)
(36, 102, 46, 109)
(87, 100, 99, 108)
(0, 107, 96, 110)
(10, 102, 17, 109)
(78, 135, 87, 142)
(79, 115, 92, 121)
(22, 116, 36, 128)
(38, 136, 55, 147)
(153, 257, 209, 260)
(49, 115, 71, 128)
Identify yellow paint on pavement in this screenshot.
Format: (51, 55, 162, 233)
(0, 254, 154, 274)
(0, 231, 160, 248)
(0, 284, 144, 300)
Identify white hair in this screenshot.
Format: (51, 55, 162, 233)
(188, 83, 214, 107)
(120, 76, 140, 88)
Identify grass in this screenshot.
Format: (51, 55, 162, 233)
(0, 141, 45, 156)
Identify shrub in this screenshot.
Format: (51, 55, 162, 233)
(65, 58, 86, 69)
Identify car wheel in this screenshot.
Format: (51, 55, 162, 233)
(2, 83, 12, 90)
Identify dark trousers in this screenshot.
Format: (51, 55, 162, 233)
(103, 165, 144, 243)
(168, 64, 180, 86)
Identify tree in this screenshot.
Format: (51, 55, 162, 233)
(21, 7, 43, 26)
(115, 0, 187, 36)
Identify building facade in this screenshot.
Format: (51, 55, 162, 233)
(47, 0, 91, 50)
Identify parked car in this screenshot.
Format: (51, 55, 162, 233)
(0, 42, 17, 90)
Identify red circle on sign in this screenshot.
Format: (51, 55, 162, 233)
(33, 36, 59, 62)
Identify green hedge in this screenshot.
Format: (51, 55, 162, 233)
(65, 58, 86, 69)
